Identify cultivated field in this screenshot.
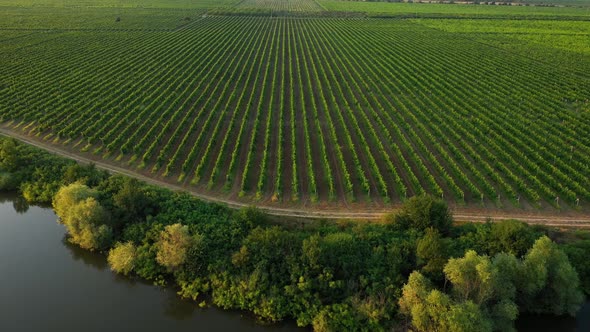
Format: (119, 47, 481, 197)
(0, 0, 589, 211)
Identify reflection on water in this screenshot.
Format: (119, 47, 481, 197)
(0, 192, 29, 214)
(63, 237, 109, 270)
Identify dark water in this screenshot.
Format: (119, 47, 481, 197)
(0, 193, 588, 332)
(0, 193, 300, 332)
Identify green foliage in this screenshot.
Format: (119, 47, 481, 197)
(112, 177, 154, 223)
(416, 228, 449, 280)
(52, 182, 112, 250)
(561, 239, 590, 295)
(3, 138, 589, 330)
(177, 277, 210, 301)
(400, 271, 493, 332)
(155, 223, 194, 272)
(444, 251, 497, 304)
(312, 303, 358, 332)
(232, 206, 267, 231)
(62, 163, 108, 187)
(63, 197, 113, 251)
(454, 220, 544, 257)
(52, 183, 98, 221)
(401, 237, 584, 332)
(389, 194, 453, 234)
(134, 242, 167, 284)
(214, 227, 300, 322)
(519, 236, 584, 316)
(0, 172, 18, 191)
(107, 241, 137, 275)
(0, 138, 19, 172)
(20, 167, 65, 203)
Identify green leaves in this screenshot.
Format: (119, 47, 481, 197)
(53, 184, 113, 251)
(401, 236, 584, 332)
(520, 236, 584, 316)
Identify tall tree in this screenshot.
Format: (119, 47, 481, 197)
(520, 236, 584, 316)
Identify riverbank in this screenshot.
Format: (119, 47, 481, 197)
(0, 192, 299, 332)
(2, 193, 589, 331)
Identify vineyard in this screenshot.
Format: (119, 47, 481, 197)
(0, 0, 589, 211)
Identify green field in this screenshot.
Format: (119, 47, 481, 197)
(319, 0, 590, 17)
(0, 0, 589, 211)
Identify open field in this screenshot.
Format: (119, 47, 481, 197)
(318, 0, 590, 17)
(0, 0, 589, 212)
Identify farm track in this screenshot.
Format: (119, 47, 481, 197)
(2, 127, 590, 228)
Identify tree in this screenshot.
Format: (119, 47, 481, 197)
(62, 163, 107, 187)
(113, 177, 150, 222)
(108, 242, 137, 275)
(312, 303, 357, 332)
(233, 206, 266, 231)
(561, 240, 590, 295)
(156, 223, 193, 271)
(519, 236, 583, 316)
(0, 138, 19, 172)
(390, 194, 453, 234)
(444, 250, 519, 331)
(399, 271, 492, 332)
(63, 197, 112, 251)
(416, 228, 449, 280)
(488, 220, 540, 257)
(52, 183, 112, 251)
(445, 300, 492, 332)
(52, 183, 98, 222)
(399, 271, 433, 319)
(444, 250, 496, 305)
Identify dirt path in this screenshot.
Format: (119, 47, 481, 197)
(2, 127, 590, 228)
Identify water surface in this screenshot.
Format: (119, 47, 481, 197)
(0, 193, 298, 332)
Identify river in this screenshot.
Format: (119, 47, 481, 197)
(0, 193, 587, 331)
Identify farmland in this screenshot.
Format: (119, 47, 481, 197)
(0, 0, 589, 212)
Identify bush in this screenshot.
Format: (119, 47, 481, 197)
(389, 194, 453, 234)
(0, 138, 19, 172)
(53, 182, 98, 221)
(156, 223, 194, 271)
(520, 236, 584, 316)
(108, 242, 137, 275)
(64, 197, 113, 251)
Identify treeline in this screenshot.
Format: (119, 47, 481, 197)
(0, 137, 588, 331)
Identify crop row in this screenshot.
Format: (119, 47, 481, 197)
(1, 16, 588, 209)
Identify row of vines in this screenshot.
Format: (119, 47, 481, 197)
(0, 16, 588, 208)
